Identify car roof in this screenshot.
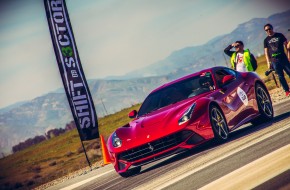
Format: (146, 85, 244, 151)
(150, 66, 226, 94)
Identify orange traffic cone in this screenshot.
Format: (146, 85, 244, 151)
(100, 135, 111, 165)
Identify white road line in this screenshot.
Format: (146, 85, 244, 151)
(137, 124, 290, 190)
(60, 169, 114, 190)
(199, 144, 290, 190)
(60, 124, 289, 190)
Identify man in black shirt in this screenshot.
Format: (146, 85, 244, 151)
(264, 23, 290, 97)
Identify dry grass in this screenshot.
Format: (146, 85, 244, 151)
(0, 104, 141, 189)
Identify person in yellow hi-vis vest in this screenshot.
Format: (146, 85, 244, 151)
(224, 40, 257, 72)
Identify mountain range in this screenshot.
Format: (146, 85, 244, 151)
(0, 10, 289, 155)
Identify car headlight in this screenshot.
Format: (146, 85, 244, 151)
(112, 132, 122, 148)
(178, 103, 196, 125)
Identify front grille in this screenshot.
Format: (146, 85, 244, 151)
(118, 130, 192, 162)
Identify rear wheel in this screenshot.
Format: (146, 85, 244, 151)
(210, 105, 229, 142)
(251, 83, 273, 125)
(119, 166, 141, 178)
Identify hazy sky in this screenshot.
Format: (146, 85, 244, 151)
(0, 0, 289, 108)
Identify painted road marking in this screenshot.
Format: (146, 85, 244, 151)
(60, 169, 114, 190)
(59, 124, 289, 190)
(199, 144, 290, 190)
(135, 124, 290, 190)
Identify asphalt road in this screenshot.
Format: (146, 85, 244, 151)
(47, 98, 290, 190)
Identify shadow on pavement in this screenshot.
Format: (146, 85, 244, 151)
(138, 110, 290, 176)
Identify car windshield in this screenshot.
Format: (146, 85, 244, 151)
(138, 72, 214, 116)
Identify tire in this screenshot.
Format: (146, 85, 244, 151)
(210, 105, 229, 142)
(251, 83, 274, 125)
(119, 166, 141, 178)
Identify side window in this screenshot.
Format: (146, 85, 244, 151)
(226, 69, 237, 77)
(214, 68, 236, 87)
(199, 72, 215, 91)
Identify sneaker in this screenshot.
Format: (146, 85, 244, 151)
(286, 91, 290, 97)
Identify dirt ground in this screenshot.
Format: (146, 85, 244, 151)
(269, 86, 290, 104)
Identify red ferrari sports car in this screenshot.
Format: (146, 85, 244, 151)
(107, 66, 273, 177)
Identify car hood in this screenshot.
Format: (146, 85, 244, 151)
(115, 98, 198, 150)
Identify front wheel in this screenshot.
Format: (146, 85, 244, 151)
(251, 83, 274, 125)
(210, 105, 229, 143)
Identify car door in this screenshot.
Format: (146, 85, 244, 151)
(213, 68, 249, 129)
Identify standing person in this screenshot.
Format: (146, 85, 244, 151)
(264, 23, 290, 97)
(224, 41, 257, 72)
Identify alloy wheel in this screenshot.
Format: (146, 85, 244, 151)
(211, 107, 229, 140)
(256, 86, 273, 118)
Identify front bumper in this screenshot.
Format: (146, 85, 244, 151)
(114, 130, 206, 173)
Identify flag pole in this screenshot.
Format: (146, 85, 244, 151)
(80, 140, 92, 171)
(44, 0, 99, 170)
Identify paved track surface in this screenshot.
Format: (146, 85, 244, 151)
(47, 99, 290, 190)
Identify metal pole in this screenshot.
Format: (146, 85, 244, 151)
(223, 53, 229, 67)
(81, 140, 92, 171)
(272, 72, 279, 88)
(100, 97, 108, 115)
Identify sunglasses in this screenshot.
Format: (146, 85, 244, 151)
(234, 45, 240, 48)
(265, 28, 272, 31)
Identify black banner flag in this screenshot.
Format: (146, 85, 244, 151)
(44, 0, 99, 140)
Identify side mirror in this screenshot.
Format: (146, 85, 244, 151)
(222, 75, 235, 85)
(128, 110, 137, 118)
